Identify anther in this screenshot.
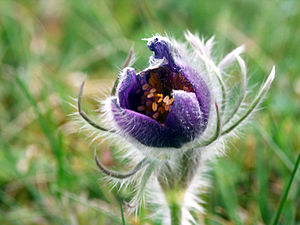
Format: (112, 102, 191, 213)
(165, 105, 171, 111)
(158, 107, 165, 114)
(183, 86, 190, 92)
(142, 84, 150, 90)
(157, 93, 163, 103)
(163, 96, 170, 104)
(153, 112, 159, 119)
(138, 106, 145, 111)
(152, 102, 158, 111)
(147, 93, 154, 98)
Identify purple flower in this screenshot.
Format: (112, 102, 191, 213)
(110, 37, 211, 148)
(78, 32, 275, 152)
(77, 32, 275, 223)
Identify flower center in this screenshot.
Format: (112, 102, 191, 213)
(136, 66, 194, 124)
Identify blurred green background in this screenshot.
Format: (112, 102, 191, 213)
(0, 0, 299, 224)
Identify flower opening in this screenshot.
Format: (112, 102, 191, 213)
(130, 66, 194, 124)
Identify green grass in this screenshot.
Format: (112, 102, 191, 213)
(1, 0, 300, 224)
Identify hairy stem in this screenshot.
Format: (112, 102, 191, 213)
(158, 149, 201, 225)
(164, 190, 185, 225)
(169, 203, 181, 225)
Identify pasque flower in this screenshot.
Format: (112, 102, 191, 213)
(77, 31, 275, 225)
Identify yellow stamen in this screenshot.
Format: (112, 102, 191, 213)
(163, 96, 170, 104)
(147, 93, 154, 98)
(152, 102, 158, 111)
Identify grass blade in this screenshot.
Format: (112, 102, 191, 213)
(271, 153, 300, 225)
(14, 75, 66, 186)
(120, 200, 126, 225)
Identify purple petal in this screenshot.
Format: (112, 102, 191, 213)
(117, 68, 142, 110)
(111, 98, 180, 148)
(111, 90, 205, 148)
(180, 66, 211, 127)
(147, 37, 179, 71)
(147, 37, 211, 127)
(165, 90, 205, 142)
